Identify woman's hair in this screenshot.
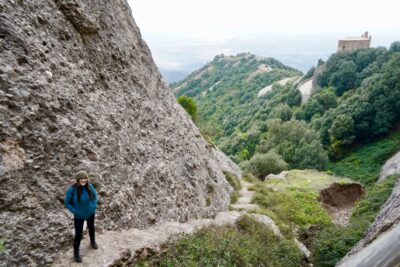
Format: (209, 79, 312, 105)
(74, 182, 94, 202)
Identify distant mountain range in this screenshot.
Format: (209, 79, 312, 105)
(159, 68, 189, 84)
(147, 33, 399, 84)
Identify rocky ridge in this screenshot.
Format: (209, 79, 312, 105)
(0, 0, 240, 266)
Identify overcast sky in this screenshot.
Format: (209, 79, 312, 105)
(128, 0, 400, 38)
(126, 0, 400, 74)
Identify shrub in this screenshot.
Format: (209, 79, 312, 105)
(230, 191, 239, 203)
(0, 239, 8, 257)
(223, 171, 241, 191)
(242, 151, 288, 179)
(177, 95, 197, 121)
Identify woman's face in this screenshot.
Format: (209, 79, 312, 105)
(79, 178, 88, 186)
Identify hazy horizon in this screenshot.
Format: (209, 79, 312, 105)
(127, 0, 400, 80)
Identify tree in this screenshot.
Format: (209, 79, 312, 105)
(389, 41, 400, 53)
(296, 88, 337, 122)
(329, 114, 355, 145)
(257, 120, 328, 170)
(329, 114, 355, 156)
(329, 59, 357, 96)
(177, 95, 197, 121)
(269, 103, 293, 121)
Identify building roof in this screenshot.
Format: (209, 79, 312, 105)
(339, 37, 370, 41)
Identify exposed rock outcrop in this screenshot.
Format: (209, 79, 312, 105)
(379, 151, 400, 181)
(0, 0, 240, 266)
(338, 175, 400, 266)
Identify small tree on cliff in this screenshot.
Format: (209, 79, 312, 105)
(178, 95, 197, 121)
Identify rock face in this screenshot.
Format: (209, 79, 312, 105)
(338, 175, 400, 266)
(379, 151, 400, 181)
(0, 1, 240, 266)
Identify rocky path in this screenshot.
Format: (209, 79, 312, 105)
(52, 180, 309, 266)
(297, 78, 313, 103)
(257, 77, 296, 97)
(231, 181, 259, 210)
(51, 211, 245, 267)
(232, 180, 310, 258)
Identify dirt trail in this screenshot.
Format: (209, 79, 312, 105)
(231, 181, 259, 210)
(297, 78, 313, 103)
(52, 180, 310, 266)
(231, 180, 310, 258)
(257, 77, 295, 97)
(51, 211, 245, 267)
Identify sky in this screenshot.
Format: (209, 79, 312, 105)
(127, 0, 400, 75)
(129, 0, 400, 37)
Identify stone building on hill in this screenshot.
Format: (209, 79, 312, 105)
(337, 32, 372, 52)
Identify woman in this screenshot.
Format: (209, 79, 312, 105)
(64, 171, 98, 263)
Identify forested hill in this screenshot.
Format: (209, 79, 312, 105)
(172, 43, 400, 176)
(171, 53, 300, 97)
(170, 53, 302, 162)
(303, 42, 400, 158)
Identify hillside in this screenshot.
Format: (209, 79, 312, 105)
(165, 45, 400, 266)
(172, 43, 400, 174)
(171, 53, 302, 161)
(0, 1, 240, 266)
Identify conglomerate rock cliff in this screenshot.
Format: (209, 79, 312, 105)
(0, 0, 240, 266)
(338, 175, 400, 266)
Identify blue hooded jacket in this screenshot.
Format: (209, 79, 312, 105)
(65, 184, 98, 220)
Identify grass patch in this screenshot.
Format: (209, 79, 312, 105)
(253, 186, 332, 230)
(264, 169, 353, 192)
(328, 131, 400, 185)
(250, 170, 349, 235)
(206, 196, 212, 206)
(135, 215, 303, 267)
(223, 171, 242, 206)
(0, 239, 8, 257)
(230, 191, 239, 204)
(224, 171, 241, 191)
(310, 175, 397, 267)
(207, 182, 215, 194)
(242, 172, 259, 183)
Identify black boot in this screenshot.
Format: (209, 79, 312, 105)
(91, 241, 98, 249)
(88, 219, 98, 249)
(74, 239, 82, 262)
(74, 249, 82, 263)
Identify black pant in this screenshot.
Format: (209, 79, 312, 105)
(73, 213, 95, 251)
